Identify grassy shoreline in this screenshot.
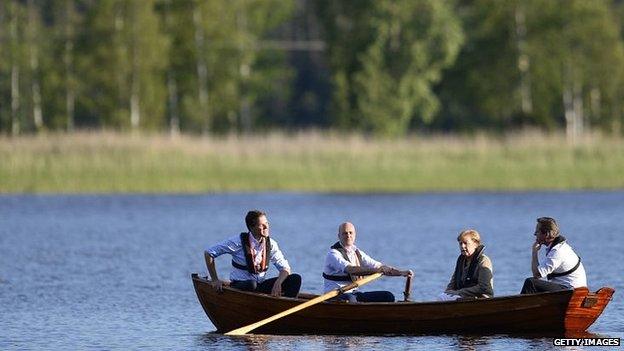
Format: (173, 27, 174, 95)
(1, 131, 624, 193)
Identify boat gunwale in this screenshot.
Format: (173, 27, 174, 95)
(191, 273, 578, 307)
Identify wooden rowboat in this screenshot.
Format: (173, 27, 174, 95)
(191, 274, 614, 335)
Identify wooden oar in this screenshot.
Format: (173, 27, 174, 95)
(224, 272, 383, 336)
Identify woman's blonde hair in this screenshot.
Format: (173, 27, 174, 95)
(457, 229, 481, 245)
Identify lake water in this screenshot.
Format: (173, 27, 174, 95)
(1, 192, 622, 350)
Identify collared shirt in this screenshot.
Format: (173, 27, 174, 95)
(538, 240, 587, 288)
(323, 244, 382, 293)
(206, 233, 291, 283)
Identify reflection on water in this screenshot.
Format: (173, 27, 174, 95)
(454, 335, 487, 351)
(195, 332, 618, 351)
(1, 192, 623, 350)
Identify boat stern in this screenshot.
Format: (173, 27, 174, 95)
(564, 287, 615, 332)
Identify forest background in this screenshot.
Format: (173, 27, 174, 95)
(2, 0, 624, 192)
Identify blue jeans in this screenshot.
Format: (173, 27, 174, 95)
(337, 290, 395, 303)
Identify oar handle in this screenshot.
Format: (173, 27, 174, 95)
(403, 275, 412, 302)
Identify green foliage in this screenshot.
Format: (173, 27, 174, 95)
(436, 0, 624, 133)
(437, 0, 528, 131)
(155, 0, 294, 134)
(355, 0, 463, 135)
(317, 0, 462, 136)
(314, 0, 377, 129)
(1, 0, 624, 136)
(77, 0, 168, 130)
(0, 1, 29, 132)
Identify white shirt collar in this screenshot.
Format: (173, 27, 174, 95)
(341, 243, 357, 253)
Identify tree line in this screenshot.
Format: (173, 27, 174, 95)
(1, 0, 623, 139)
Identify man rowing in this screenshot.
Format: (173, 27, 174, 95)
(322, 222, 413, 302)
(204, 210, 301, 297)
(520, 217, 587, 294)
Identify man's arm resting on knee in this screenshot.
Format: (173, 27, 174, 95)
(271, 268, 290, 296)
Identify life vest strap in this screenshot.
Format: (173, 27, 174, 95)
(231, 260, 249, 271)
(239, 232, 270, 274)
(328, 242, 363, 282)
(547, 255, 581, 280)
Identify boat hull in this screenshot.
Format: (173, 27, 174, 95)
(191, 274, 613, 335)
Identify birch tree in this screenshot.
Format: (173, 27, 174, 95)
(80, 0, 167, 129)
(529, 0, 624, 141)
(27, 0, 43, 131)
(159, 0, 180, 136)
(6, 2, 25, 135)
(436, 0, 624, 136)
(63, 0, 75, 131)
(0, 2, 9, 132)
(318, 0, 462, 135)
(193, 1, 210, 133)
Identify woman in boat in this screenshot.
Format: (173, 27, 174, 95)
(438, 229, 494, 300)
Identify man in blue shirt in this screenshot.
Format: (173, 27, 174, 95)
(205, 210, 301, 297)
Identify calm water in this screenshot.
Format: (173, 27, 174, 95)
(1, 192, 622, 350)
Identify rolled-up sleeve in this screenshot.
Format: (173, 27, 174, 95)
(269, 239, 291, 272)
(206, 237, 239, 258)
(326, 250, 352, 273)
(358, 250, 382, 269)
(537, 249, 563, 278)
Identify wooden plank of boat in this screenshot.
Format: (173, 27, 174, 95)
(191, 274, 614, 335)
(565, 287, 615, 331)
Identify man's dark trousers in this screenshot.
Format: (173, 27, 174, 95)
(520, 277, 568, 294)
(230, 274, 302, 297)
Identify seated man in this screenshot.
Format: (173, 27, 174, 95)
(323, 222, 412, 302)
(520, 217, 587, 294)
(204, 210, 301, 297)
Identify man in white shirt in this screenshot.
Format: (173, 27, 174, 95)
(323, 222, 413, 302)
(520, 217, 587, 294)
(204, 210, 301, 297)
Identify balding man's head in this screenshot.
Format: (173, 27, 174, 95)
(338, 222, 355, 234)
(338, 222, 357, 248)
